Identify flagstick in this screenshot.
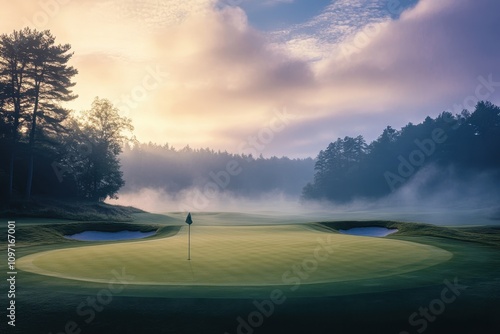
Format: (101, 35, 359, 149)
(188, 223, 191, 261)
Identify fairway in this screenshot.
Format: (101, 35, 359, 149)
(17, 224, 451, 286)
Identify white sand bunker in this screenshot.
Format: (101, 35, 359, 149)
(339, 227, 398, 237)
(65, 230, 156, 241)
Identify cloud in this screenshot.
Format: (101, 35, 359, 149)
(3, 1, 316, 150)
(2, 0, 499, 158)
(271, 0, 398, 62)
(262, 0, 295, 6)
(278, 0, 500, 146)
(318, 0, 500, 110)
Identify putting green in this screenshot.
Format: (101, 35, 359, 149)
(17, 225, 452, 286)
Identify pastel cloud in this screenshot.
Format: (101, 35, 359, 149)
(1, 0, 499, 157)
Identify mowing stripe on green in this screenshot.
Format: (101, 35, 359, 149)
(17, 225, 452, 286)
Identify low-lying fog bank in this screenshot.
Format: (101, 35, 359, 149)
(107, 186, 500, 226)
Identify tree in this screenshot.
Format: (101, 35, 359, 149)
(23, 29, 78, 199)
(0, 28, 77, 199)
(0, 82, 9, 193)
(0, 81, 8, 134)
(303, 102, 500, 203)
(303, 136, 367, 201)
(0, 29, 32, 198)
(72, 98, 134, 201)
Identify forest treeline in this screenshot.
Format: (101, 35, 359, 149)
(120, 102, 500, 202)
(120, 144, 315, 197)
(0, 28, 132, 202)
(303, 101, 500, 202)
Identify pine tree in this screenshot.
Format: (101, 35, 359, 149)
(0, 28, 77, 199)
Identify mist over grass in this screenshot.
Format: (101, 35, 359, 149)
(108, 164, 500, 226)
(107, 187, 302, 214)
(108, 102, 500, 227)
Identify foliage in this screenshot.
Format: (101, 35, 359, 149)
(303, 101, 500, 202)
(0, 28, 77, 199)
(67, 98, 134, 201)
(0, 29, 132, 203)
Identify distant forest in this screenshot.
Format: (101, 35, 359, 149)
(120, 144, 315, 197)
(120, 101, 500, 204)
(303, 101, 500, 202)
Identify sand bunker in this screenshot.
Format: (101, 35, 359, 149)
(65, 230, 156, 241)
(338, 227, 398, 237)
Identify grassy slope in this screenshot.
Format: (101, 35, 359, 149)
(0, 197, 145, 221)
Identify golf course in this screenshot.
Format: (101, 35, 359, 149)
(2, 1, 500, 332)
(3, 212, 500, 333)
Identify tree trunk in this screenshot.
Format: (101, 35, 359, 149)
(25, 85, 40, 200)
(25, 153, 34, 200)
(8, 115, 21, 200)
(8, 150, 14, 199)
(8, 75, 22, 199)
(25, 118, 37, 200)
(25, 120, 36, 200)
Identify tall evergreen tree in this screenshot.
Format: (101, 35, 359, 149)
(0, 28, 77, 199)
(303, 136, 367, 201)
(0, 30, 32, 198)
(303, 102, 500, 202)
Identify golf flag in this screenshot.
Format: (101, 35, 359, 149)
(185, 213, 192, 260)
(185, 212, 193, 225)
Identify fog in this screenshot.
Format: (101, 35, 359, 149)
(118, 143, 315, 197)
(108, 164, 500, 226)
(110, 109, 500, 227)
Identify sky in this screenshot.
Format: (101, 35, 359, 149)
(3, 0, 500, 158)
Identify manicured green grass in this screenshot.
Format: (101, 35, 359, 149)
(17, 224, 451, 288)
(3, 213, 500, 333)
